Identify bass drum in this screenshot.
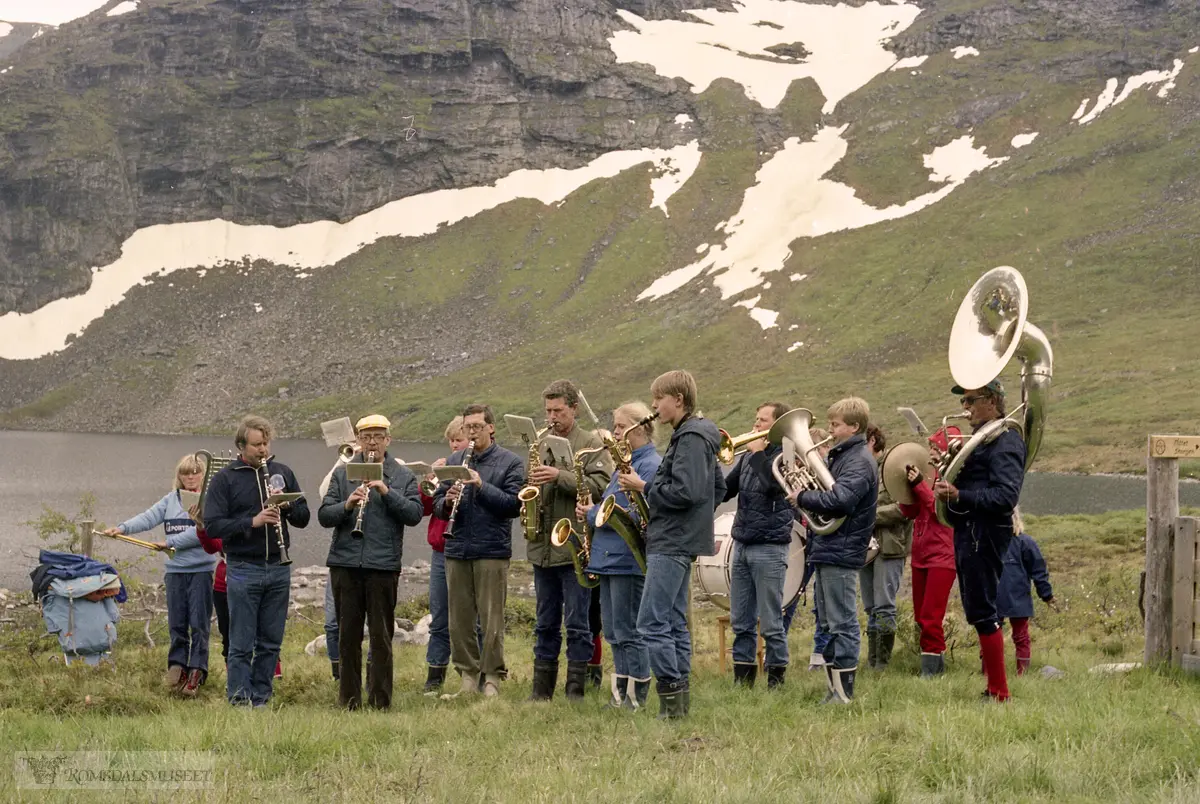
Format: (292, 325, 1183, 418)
(693, 514, 807, 612)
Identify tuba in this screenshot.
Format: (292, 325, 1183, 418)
(551, 445, 605, 589)
(935, 266, 1053, 527)
(767, 408, 846, 536)
(517, 423, 550, 542)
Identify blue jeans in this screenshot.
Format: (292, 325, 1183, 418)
(226, 561, 291, 706)
(813, 604, 831, 656)
(599, 574, 649, 680)
(427, 550, 451, 667)
(637, 554, 692, 681)
(730, 542, 789, 667)
(164, 571, 214, 675)
(323, 576, 339, 664)
(860, 556, 905, 634)
(813, 564, 859, 670)
(533, 564, 594, 663)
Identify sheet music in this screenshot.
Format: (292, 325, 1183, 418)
(543, 434, 573, 466)
(321, 417, 355, 448)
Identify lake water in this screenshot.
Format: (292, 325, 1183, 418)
(2, 430, 1197, 592)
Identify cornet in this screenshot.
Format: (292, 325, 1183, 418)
(716, 426, 771, 466)
(94, 529, 176, 558)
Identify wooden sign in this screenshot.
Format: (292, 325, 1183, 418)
(1148, 436, 1200, 459)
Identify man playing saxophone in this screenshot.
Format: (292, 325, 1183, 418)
(318, 415, 423, 710)
(577, 402, 661, 710)
(433, 404, 524, 697)
(526, 380, 613, 702)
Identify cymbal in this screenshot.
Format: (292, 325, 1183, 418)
(881, 441, 932, 505)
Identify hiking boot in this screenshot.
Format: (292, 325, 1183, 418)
(482, 674, 501, 697)
(423, 665, 447, 694)
(164, 665, 186, 693)
(565, 661, 588, 701)
(732, 662, 757, 688)
(877, 632, 895, 669)
(655, 678, 686, 720)
(181, 669, 203, 698)
(528, 660, 558, 702)
(766, 664, 787, 690)
(459, 672, 479, 695)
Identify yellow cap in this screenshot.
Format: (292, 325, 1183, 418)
(355, 414, 391, 432)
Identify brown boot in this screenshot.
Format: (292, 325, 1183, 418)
(164, 665, 186, 693)
(181, 669, 203, 698)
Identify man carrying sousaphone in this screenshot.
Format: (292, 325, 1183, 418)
(934, 380, 1024, 702)
(318, 414, 423, 710)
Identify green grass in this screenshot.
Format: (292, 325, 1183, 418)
(2, 511, 1199, 801)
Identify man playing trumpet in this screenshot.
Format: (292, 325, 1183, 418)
(319, 414, 423, 710)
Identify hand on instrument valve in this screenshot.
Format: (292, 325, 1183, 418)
(529, 465, 559, 485)
(576, 499, 595, 521)
(253, 507, 281, 528)
(933, 479, 958, 502)
(617, 470, 645, 493)
(445, 483, 462, 502)
(905, 464, 923, 486)
(344, 485, 370, 511)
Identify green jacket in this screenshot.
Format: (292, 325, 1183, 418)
(874, 456, 913, 559)
(525, 424, 613, 568)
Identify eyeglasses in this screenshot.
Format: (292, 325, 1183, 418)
(960, 395, 988, 407)
(359, 433, 389, 442)
(463, 423, 489, 433)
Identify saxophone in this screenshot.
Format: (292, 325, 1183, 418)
(551, 445, 605, 589)
(517, 423, 550, 542)
(594, 412, 658, 573)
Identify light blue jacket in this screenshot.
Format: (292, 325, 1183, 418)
(119, 490, 219, 574)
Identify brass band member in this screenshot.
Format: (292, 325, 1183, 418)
(861, 425, 914, 671)
(577, 402, 661, 709)
(318, 415, 423, 710)
(526, 380, 612, 702)
(433, 404, 525, 697)
(934, 380, 1024, 702)
(634, 370, 725, 719)
(203, 415, 310, 708)
(722, 402, 795, 689)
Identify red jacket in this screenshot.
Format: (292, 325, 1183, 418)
(196, 527, 227, 593)
(423, 491, 450, 553)
(898, 481, 956, 571)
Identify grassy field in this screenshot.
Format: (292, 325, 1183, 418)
(2, 510, 1199, 802)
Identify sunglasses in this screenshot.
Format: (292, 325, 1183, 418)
(960, 395, 989, 406)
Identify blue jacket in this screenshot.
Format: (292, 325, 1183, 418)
(646, 415, 726, 558)
(586, 442, 661, 575)
(947, 427, 1025, 529)
(997, 532, 1053, 618)
(119, 490, 219, 574)
(434, 442, 524, 561)
(723, 444, 796, 546)
(799, 434, 878, 568)
(203, 457, 311, 564)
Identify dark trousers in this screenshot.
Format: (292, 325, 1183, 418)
(213, 590, 230, 662)
(954, 521, 1013, 632)
(330, 567, 398, 710)
(532, 564, 594, 663)
(165, 571, 214, 676)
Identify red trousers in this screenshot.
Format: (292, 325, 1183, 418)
(912, 566, 956, 654)
(1009, 617, 1031, 674)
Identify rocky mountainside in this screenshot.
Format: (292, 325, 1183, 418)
(1, 0, 1199, 474)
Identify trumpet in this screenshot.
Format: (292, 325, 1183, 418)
(717, 426, 771, 465)
(258, 458, 293, 566)
(94, 529, 176, 558)
(337, 443, 356, 462)
(350, 450, 377, 538)
(444, 439, 476, 539)
(551, 445, 606, 589)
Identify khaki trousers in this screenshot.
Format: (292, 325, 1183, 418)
(446, 558, 509, 678)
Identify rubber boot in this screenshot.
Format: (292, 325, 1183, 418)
(826, 666, 856, 704)
(655, 678, 686, 720)
(866, 629, 879, 670)
(732, 662, 757, 688)
(423, 665, 447, 694)
(627, 677, 651, 711)
(919, 653, 943, 678)
(587, 664, 603, 689)
(877, 632, 895, 669)
(606, 675, 628, 708)
(682, 677, 690, 716)
(766, 664, 787, 690)
(820, 665, 837, 704)
(1016, 656, 1031, 676)
(330, 659, 340, 682)
(807, 652, 826, 670)
(528, 660, 558, 702)
(979, 629, 1010, 702)
(588, 635, 604, 689)
(564, 660, 588, 701)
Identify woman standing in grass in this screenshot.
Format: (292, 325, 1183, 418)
(105, 454, 217, 696)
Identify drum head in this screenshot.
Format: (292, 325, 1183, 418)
(782, 521, 807, 609)
(881, 441, 932, 505)
(694, 513, 736, 610)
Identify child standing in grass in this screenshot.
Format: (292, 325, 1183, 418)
(997, 508, 1054, 675)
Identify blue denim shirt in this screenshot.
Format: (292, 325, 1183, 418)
(586, 443, 661, 575)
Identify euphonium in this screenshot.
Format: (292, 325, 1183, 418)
(935, 267, 1053, 527)
(517, 423, 550, 542)
(443, 439, 476, 539)
(767, 408, 846, 536)
(350, 450, 376, 538)
(551, 445, 605, 589)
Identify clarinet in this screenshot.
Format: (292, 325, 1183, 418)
(443, 439, 476, 539)
(350, 451, 377, 538)
(258, 459, 292, 566)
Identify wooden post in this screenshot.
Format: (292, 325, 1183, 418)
(79, 518, 95, 558)
(1173, 517, 1198, 667)
(1144, 442, 1179, 665)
